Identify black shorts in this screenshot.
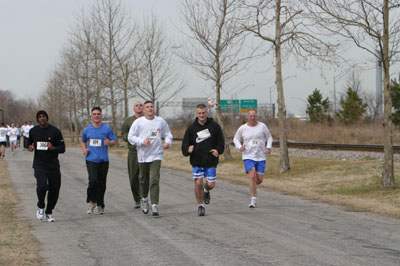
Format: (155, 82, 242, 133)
(0, 141, 6, 146)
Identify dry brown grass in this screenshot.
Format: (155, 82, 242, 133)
(0, 159, 42, 266)
(169, 119, 400, 145)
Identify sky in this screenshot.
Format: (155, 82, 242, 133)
(1, 0, 399, 117)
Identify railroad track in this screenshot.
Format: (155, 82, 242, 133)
(269, 141, 400, 153)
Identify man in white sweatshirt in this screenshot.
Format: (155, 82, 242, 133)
(128, 101, 173, 216)
(8, 122, 19, 155)
(233, 109, 273, 208)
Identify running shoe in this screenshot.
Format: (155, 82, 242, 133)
(36, 208, 44, 220)
(152, 204, 159, 216)
(204, 191, 210, 204)
(98, 206, 104, 214)
(87, 201, 96, 214)
(46, 214, 55, 222)
(141, 198, 149, 214)
(249, 199, 256, 208)
(134, 201, 141, 209)
(198, 205, 205, 216)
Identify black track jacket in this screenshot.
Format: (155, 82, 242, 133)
(181, 117, 225, 167)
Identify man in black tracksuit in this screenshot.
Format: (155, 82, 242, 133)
(182, 104, 224, 216)
(28, 110, 65, 222)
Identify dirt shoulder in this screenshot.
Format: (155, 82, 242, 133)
(0, 159, 42, 266)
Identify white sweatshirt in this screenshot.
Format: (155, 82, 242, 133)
(128, 116, 173, 163)
(233, 122, 273, 161)
(7, 127, 19, 141)
(0, 127, 8, 142)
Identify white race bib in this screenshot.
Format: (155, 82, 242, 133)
(248, 139, 262, 147)
(0, 131, 5, 137)
(197, 129, 211, 139)
(90, 139, 102, 147)
(148, 131, 160, 139)
(37, 142, 48, 150)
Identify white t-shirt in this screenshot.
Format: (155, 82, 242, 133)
(0, 127, 8, 142)
(233, 122, 273, 161)
(21, 125, 33, 137)
(128, 116, 173, 163)
(7, 127, 20, 141)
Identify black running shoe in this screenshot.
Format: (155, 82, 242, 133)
(198, 205, 205, 216)
(204, 191, 210, 204)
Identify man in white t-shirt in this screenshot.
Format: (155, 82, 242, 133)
(7, 122, 19, 155)
(233, 109, 273, 208)
(21, 121, 31, 150)
(0, 123, 8, 157)
(128, 100, 173, 216)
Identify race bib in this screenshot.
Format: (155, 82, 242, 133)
(148, 131, 160, 139)
(248, 139, 262, 147)
(37, 142, 48, 150)
(90, 139, 102, 147)
(0, 131, 5, 137)
(197, 129, 211, 139)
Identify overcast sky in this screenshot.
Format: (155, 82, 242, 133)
(1, 0, 399, 116)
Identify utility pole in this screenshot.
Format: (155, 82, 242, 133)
(0, 109, 3, 124)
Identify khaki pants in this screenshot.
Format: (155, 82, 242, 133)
(127, 151, 140, 203)
(138, 160, 161, 204)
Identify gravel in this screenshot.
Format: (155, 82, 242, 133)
(272, 148, 400, 162)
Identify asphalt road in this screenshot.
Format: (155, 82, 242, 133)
(6, 147, 400, 266)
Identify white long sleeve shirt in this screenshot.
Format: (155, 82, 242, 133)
(7, 127, 19, 141)
(233, 122, 273, 161)
(128, 116, 173, 163)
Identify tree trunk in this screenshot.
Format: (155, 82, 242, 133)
(275, 0, 290, 173)
(382, 0, 395, 185)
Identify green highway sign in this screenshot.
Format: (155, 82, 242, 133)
(220, 99, 257, 113)
(220, 99, 239, 113)
(240, 99, 257, 113)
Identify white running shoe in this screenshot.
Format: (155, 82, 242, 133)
(141, 198, 149, 214)
(249, 199, 256, 208)
(152, 204, 159, 216)
(36, 208, 44, 220)
(98, 206, 104, 214)
(46, 214, 55, 222)
(87, 201, 96, 214)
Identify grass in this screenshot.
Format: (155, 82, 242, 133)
(0, 159, 42, 266)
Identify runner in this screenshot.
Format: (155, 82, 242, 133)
(21, 121, 33, 150)
(128, 101, 173, 216)
(0, 123, 8, 157)
(81, 107, 117, 215)
(7, 122, 19, 155)
(181, 104, 225, 216)
(121, 101, 143, 209)
(233, 109, 273, 208)
(28, 110, 65, 222)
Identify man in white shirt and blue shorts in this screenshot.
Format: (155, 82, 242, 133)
(234, 109, 273, 208)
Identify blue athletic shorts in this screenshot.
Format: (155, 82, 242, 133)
(192, 166, 216, 182)
(243, 159, 266, 174)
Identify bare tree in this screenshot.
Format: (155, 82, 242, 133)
(241, 0, 337, 172)
(90, 0, 135, 132)
(180, 0, 254, 159)
(133, 16, 185, 116)
(304, 0, 400, 185)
